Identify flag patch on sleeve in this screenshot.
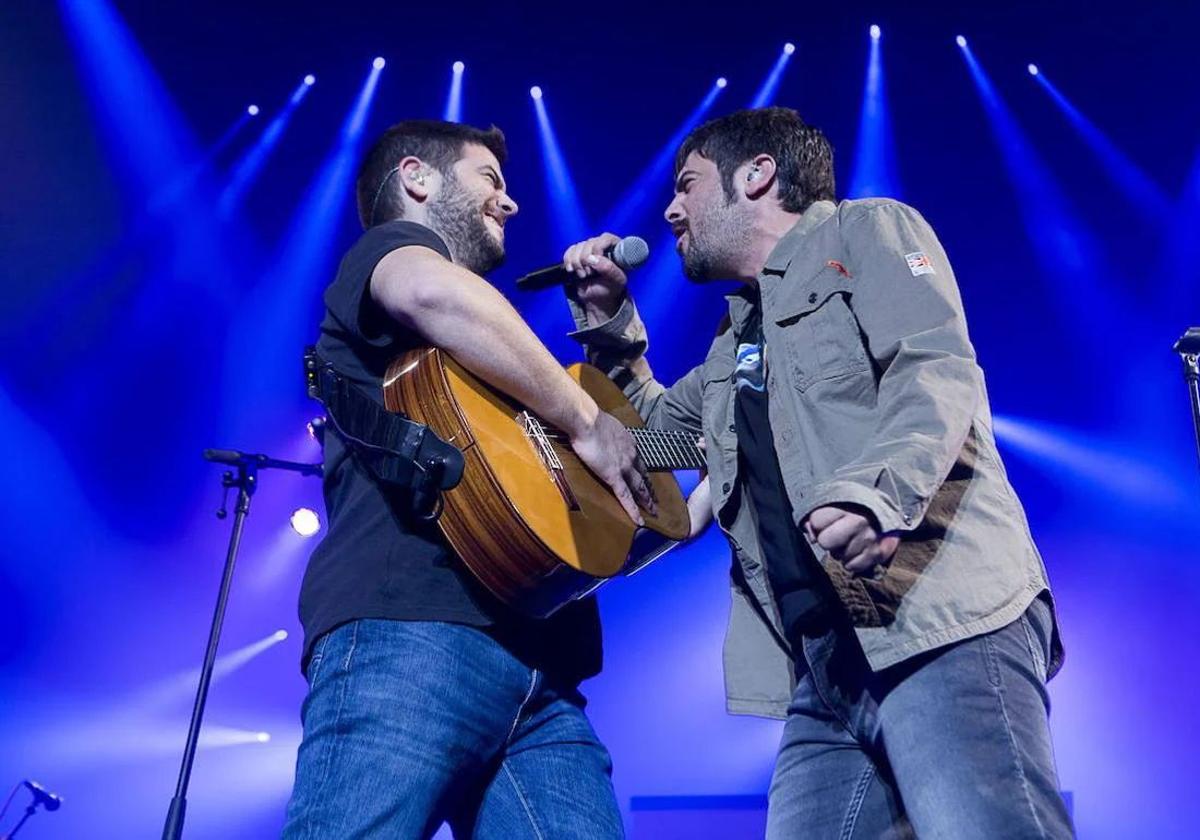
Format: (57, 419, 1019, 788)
(905, 251, 935, 277)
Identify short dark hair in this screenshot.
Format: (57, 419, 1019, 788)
(675, 107, 835, 214)
(356, 120, 508, 228)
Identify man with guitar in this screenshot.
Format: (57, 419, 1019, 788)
(561, 107, 1073, 837)
(283, 120, 654, 838)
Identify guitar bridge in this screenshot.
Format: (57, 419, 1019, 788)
(521, 412, 580, 511)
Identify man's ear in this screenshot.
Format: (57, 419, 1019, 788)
(399, 156, 431, 202)
(743, 154, 777, 201)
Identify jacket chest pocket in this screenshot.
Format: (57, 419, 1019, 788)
(772, 269, 871, 392)
(701, 356, 735, 441)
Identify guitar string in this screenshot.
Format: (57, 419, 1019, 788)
(539, 428, 704, 470)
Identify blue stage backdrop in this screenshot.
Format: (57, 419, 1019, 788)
(1, 1, 1198, 837)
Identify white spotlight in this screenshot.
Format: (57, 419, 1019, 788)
(256, 732, 271, 744)
(870, 25, 881, 40)
(290, 508, 321, 537)
(453, 60, 465, 73)
(247, 104, 259, 116)
(373, 57, 386, 70)
(530, 85, 543, 100)
(1028, 63, 1040, 76)
(716, 77, 728, 89)
(304, 74, 316, 86)
(783, 42, 796, 55)
(272, 629, 289, 642)
(956, 35, 967, 48)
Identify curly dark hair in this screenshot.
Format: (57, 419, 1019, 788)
(675, 107, 835, 214)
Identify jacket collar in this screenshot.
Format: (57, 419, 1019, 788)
(725, 200, 837, 335)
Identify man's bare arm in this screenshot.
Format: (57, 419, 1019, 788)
(370, 245, 654, 523)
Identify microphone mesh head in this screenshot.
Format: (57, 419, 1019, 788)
(613, 236, 650, 270)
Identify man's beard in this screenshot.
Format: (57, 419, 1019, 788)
(681, 227, 721, 281)
(428, 174, 505, 274)
(679, 199, 753, 282)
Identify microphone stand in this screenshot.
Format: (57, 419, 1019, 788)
(162, 449, 322, 840)
(2, 803, 39, 839)
(1174, 328, 1200, 475)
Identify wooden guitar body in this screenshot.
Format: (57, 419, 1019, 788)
(384, 347, 691, 617)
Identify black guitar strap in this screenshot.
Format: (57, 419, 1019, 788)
(303, 346, 465, 518)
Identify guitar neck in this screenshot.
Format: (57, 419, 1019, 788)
(628, 428, 706, 471)
(535, 422, 705, 471)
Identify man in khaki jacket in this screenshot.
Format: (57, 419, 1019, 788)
(561, 107, 1072, 838)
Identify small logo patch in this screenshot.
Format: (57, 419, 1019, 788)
(905, 251, 935, 277)
(826, 259, 852, 278)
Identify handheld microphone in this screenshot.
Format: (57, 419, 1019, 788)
(24, 780, 63, 811)
(515, 236, 649, 291)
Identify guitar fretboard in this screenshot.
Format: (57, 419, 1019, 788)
(628, 428, 706, 471)
(540, 426, 706, 471)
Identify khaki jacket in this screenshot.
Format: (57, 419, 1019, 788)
(568, 199, 1062, 718)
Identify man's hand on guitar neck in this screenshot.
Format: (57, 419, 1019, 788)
(568, 408, 656, 526)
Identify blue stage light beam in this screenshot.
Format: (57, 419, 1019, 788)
(221, 59, 386, 438)
(17, 627, 291, 776)
(248, 523, 318, 592)
(0, 383, 111, 586)
(444, 61, 465, 122)
(603, 77, 728, 234)
(57, 0, 203, 201)
(42, 722, 278, 770)
(218, 77, 316, 218)
(1031, 68, 1171, 219)
(531, 85, 587, 249)
(43, 103, 251, 290)
(203, 729, 280, 760)
(56, 0, 250, 343)
(147, 109, 256, 217)
(749, 43, 796, 108)
(138, 629, 291, 710)
(993, 415, 1190, 510)
(957, 39, 1125, 340)
(848, 25, 901, 199)
(274, 58, 384, 294)
(1186, 145, 1200, 210)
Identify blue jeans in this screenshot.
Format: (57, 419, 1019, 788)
(282, 620, 623, 839)
(767, 598, 1074, 839)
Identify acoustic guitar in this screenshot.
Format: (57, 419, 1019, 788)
(383, 347, 705, 617)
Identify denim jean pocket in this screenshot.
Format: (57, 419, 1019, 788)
(305, 627, 339, 684)
(1018, 600, 1051, 683)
